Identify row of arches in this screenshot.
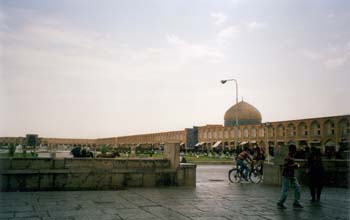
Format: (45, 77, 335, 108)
(198, 117, 349, 141)
(117, 131, 185, 145)
(271, 118, 349, 138)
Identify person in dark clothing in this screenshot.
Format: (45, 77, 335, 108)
(180, 156, 187, 163)
(254, 146, 265, 174)
(277, 144, 303, 209)
(71, 147, 82, 157)
(71, 147, 93, 158)
(304, 146, 311, 160)
(307, 147, 324, 202)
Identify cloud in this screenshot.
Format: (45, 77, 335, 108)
(210, 12, 227, 26)
(166, 34, 224, 63)
(324, 55, 348, 68)
(231, 0, 241, 5)
(214, 21, 267, 46)
(167, 18, 269, 62)
(1, 13, 201, 102)
(2, 21, 123, 74)
(1, 9, 228, 101)
(301, 46, 349, 69)
(246, 21, 267, 30)
(166, 34, 186, 45)
(326, 43, 350, 68)
(301, 49, 324, 60)
(216, 25, 240, 46)
(327, 13, 334, 19)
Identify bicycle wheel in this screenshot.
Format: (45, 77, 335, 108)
(249, 170, 262, 184)
(228, 168, 241, 183)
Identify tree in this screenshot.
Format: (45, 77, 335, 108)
(8, 143, 16, 157)
(100, 145, 108, 155)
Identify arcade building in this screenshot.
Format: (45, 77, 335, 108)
(1, 101, 349, 158)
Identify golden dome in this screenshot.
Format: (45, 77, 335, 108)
(224, 101, 262, 126)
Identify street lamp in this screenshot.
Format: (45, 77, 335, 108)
(221, 78, 239, 153)
(221, 79, 238, 126)
(265, 122, 271, 163)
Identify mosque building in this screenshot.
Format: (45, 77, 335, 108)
(195, 101, 349, 158)
(1, 101, 349, 158)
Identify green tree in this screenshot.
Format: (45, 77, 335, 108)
(8, 143, 16, 157)
(23, 145, 27, 158)
(100, 145, 108, 155)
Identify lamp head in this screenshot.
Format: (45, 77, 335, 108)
(221, 80, 227, 84)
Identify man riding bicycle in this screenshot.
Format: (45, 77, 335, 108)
(236, 145, 253, 181)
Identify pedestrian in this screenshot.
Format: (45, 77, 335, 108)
(307, 147, 324, 202)
(254, 146, 265, 174)
(71, 146, 82, 157)
(305, 146, 311, 160)
(277, 144, 303, 209)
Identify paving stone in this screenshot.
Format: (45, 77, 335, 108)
(142, 206, 192, 220)
(14, 211, 39, 218)
(190, 217, 231, 220)
(0, 212, 14, 218)
(168, 207, 205, 217)
(9, 218, 41, 220)
(11, 206, 34, 212)
(48, 209, 104, 218)
(120, 194, 157, 207)
(115, 208, 159, 220)
(72, 214, 122, 220)
(41, 217, 74, 220)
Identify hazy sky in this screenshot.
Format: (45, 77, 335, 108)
(1, 0, 349, 138)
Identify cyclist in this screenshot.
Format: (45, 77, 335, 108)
(236, 144, 253, 181)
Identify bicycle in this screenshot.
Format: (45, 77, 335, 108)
(228, 162, 263, 183)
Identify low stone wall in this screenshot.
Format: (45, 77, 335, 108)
(263, 159, 350, 188)
(0, 158, 196, 191)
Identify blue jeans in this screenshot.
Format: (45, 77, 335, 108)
(278, 176, 301, 204)
(236, 160, 250, 179)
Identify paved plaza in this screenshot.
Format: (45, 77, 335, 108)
(0, 165, 349, 220)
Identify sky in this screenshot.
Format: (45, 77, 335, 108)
(0, 0, 349, 138)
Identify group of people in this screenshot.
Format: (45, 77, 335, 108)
(70, 146, 94, 158)
(277, 144, 324, 209)
(234, 144, 325, 209)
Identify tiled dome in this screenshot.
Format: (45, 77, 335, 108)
(224, 101, 262, 126)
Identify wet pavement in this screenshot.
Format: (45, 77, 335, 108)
(0, 165, 349, 220)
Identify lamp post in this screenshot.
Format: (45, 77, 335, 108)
(221, 79, 238, 126)
(265, 122, 271, 163)
(221, 78, 239, 152)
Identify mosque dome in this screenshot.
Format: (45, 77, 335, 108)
(224, 101, 262, 126)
